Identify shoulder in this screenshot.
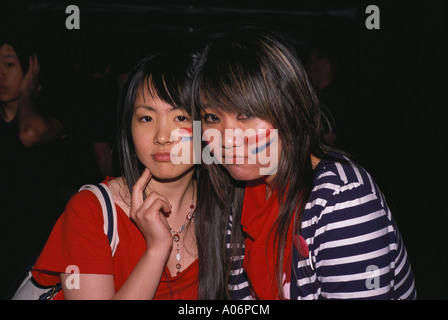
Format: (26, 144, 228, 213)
(64, 178, 123, 223)
(311, 152, 385, 205)
(62, 187, 105, 226)
(67, 188, 102, 210)
(304, 152, 391, 228)
(314, 152, 378, 192)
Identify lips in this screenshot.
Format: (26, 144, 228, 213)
(224, 153, 247, 159)
(0, 86, 7, 93)
(152, 152, 172, 162)
(223, 153, 248, 164)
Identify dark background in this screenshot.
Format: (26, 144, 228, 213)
(1, 0, 446, 299)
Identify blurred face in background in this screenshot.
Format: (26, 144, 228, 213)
(0, 44, 23, 104)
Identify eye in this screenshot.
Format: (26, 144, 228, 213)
(139, 115, 153, 123)
(175, 115, 190, 122)
(203, 113, 220, 123)
(236, 113, 253, 120)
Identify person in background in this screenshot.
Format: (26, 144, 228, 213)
(0, 39, 63, 146)
(0, 37, 67, 299)
(305, 37, 354, 151)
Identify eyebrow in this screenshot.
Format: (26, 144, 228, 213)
(0, 54, 19, 60)
(201, 103, 215, 109)
(135, 105, 177, 112)
(201, 104, 223, 114)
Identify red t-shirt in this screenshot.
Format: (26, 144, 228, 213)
(32, 179, 199, 300)
(240, 180, 294, 300)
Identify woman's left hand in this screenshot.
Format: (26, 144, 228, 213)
(19, 54, 41, 98)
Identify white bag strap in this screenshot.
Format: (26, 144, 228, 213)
(79, 183, 119, 256)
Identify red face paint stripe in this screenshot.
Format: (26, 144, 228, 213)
(246, 129, 272, 145)
(180, 127, 193, 134)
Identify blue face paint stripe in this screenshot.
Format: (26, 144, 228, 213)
(251, 137, 272, 155)
(180, 136, 193, 141)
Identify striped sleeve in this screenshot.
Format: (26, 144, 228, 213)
(297, 158, 416, 299)
(226, 214, 253, 300)
(226, 154, 417, 300)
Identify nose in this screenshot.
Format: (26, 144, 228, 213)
(220, 118, 244, 149)
(153, 123, 174, 146)
(222, 129, 245, 149)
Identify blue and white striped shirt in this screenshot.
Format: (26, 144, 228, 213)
(227, 152, 417, 300)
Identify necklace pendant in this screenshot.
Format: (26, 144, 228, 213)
(173, 233, 180, 242)
(176, 252, 181, 261)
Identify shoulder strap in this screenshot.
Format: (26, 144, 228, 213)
(11, 183, 119, 300)
(79, 183, 120, 256)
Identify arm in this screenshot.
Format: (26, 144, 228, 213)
(61, 169, 173, 300)
(17, 55, 63, 147)
(312, 183, 414, 299)
(60, 249, 169, 300)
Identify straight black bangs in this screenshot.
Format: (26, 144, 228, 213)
(193, 27, 306, 126)
(194, 36, 279, 121)
(132, 52, 195, 114)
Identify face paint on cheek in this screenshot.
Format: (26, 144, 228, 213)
(246, 129, 272, 145)
(247, 129, 275, 155)
(169, 127, 194, 164)
(181, 127, 193, 134)
(255, 129, 279, 175)
(179, 127, 193, 142)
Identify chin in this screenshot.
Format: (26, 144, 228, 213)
(225, 164, 262, 182)
(148, 164, 194, 181)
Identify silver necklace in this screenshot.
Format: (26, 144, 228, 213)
(169, 186, 195, 275)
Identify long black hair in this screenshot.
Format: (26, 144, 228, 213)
(192, 26, 337, 299)
(117, 51, 229, 299)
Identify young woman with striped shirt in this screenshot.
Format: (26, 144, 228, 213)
(192, 26, 416, 300)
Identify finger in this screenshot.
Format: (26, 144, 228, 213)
(158, 211, 171, 231)
(134, 198, 171, 227)
(130, 168, 152, 213)
(158, 199, 172, 215)
(28, 55, 34, 74)
(150, 198, 172, 217)
(33, 55, 40, 74)
(132, 168, 152, 201)
(143, 191, 172, 211)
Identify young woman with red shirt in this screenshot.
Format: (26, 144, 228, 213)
(192, 26, 416, 300)
(32, 51, 230, 299)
